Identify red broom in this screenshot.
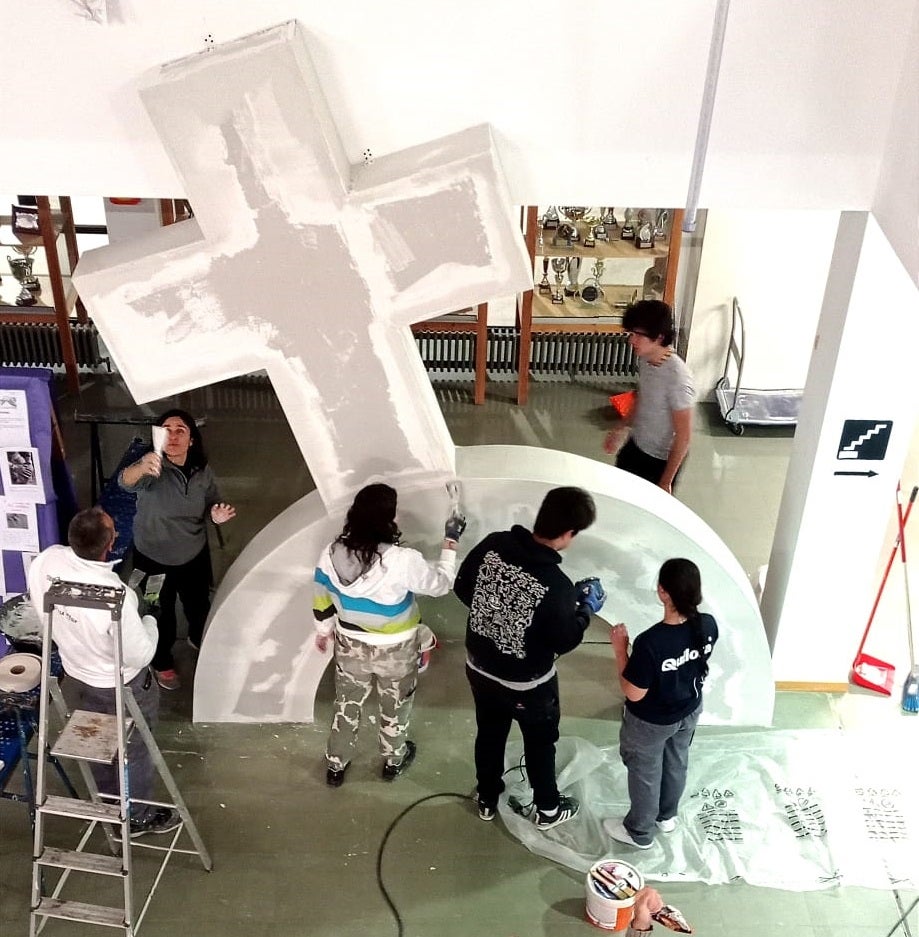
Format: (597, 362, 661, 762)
(850, 485, 917, 695)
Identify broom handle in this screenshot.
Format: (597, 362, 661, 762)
(897, 486, 916, 669)
(855, 485, 917, 658)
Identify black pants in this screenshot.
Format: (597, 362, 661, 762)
(69, 669, 160, 820)
(466, 667, 561, 812)
(133, 545, 212, 671)
(616, 437, 680, 488)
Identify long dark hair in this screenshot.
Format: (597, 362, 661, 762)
(659, 558, 709, 682)
(155, 408, 207, 470)
(336, 483, 401, 575)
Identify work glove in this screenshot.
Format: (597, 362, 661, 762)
(444, 512, 467, 543)
(574, 577, 607, 615)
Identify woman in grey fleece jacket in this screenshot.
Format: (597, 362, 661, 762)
(119, 409, 236, 690)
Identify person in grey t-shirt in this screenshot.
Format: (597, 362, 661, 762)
(605, 300, 695, 494)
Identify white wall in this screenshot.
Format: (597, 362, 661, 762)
(872, 2, 919, 285)
(763, 214, 919, 683)
(0, 1, 914, 209)
(686, 210, 840, 400)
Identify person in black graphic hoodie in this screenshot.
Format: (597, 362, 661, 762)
(454, 486, 606, 830)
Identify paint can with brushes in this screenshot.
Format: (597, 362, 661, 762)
(585, 859, 643, 930)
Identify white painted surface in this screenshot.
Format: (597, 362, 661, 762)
(195, 445, 774, 727)
(763, 215, 919, 683)
(72, 22, 532, 509)
(687, 210, 840, 400)
(872, 3, 919, 285)
(1, 1, 915, 214)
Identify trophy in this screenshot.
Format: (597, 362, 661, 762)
(580, 259, 605, 305)
(642, 256, 667, 300)
(550, 257, 568, 304)
(592, 208, 609, 242)
(653, 209, 669, 242)
(581, 208, 599, 248)
(537, 257, 551, 293)
(635, 210, 654, 249)
(8, 246, 41, 291)
(602, 207, 618, 230)
(554, 221, 578, 247)
(8, 250, 41, 306)
(559, 207, 589, 247)
(541, 205, 560, 230)
(565, 256, 582, 297)
(620, 208, 635, 240)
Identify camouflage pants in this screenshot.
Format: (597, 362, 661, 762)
(326, 630, 419, 770)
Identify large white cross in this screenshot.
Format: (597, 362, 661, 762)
(74, 21, 532, 508)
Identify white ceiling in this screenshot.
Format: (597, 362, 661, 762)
(1, 0, 916, 220)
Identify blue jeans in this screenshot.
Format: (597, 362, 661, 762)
(619, 704, 701, 845)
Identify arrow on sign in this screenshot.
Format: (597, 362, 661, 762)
(834, 470, 878, 478)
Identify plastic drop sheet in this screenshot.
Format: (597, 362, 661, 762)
(499, 732, 917, 891)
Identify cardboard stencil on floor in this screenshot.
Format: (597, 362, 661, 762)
(499, 732, 916, 891)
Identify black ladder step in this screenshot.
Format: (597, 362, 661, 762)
(37, 847, 125, 876)
(32, 898, 126, 927)
(40, 794, 123, 824)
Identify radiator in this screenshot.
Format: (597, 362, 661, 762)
(414, 327, 636, 380)
(0, 321, 108, 370)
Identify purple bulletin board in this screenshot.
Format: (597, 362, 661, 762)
(1, 368, 71, 598)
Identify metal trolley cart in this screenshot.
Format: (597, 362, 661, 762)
(714, 297, 803, 436)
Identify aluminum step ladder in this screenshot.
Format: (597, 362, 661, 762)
(30, 579, 212, 936)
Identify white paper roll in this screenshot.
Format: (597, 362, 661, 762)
(0, 653, 42, 692)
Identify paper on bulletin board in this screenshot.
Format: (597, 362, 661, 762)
(0, 447, 45, 503)
(0, 389, 31, 447)
(0, 498, 39, 553)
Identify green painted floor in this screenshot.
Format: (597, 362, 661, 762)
(1, 374, 916, 936)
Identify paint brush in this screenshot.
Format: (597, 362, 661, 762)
(591, 865, 636, 899)
(152, 424, 167, 457)
(445, 480, 461, 516)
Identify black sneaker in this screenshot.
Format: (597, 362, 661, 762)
(382, 740, 416, 781)
(534, 795, 580, 831)
(476, 796, 497, 822)
(326, 763, 349, 787)
(130, 807, 182, 838)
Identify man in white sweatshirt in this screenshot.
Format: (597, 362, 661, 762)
(28, 507, 179, 836)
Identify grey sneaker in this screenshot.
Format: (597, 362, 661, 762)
(130, 807, 181, 838)
(534, 795, 580, 831)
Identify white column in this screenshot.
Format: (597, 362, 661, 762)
(762, 212, 919, 682)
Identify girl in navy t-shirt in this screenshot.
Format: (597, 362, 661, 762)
(605, 558, 718, 849)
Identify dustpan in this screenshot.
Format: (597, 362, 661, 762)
(850, 652, 895, 695)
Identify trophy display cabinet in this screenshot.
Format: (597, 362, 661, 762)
(1, 197, 88, 394)
(515, 205, 684, 404)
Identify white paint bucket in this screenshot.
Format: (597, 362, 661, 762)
(585, 859, 644, 931)
(417, 625, 437, 674)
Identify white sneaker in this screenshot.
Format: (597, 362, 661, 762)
(656, 817, 677, 833)
(602, 818, 652, 850)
